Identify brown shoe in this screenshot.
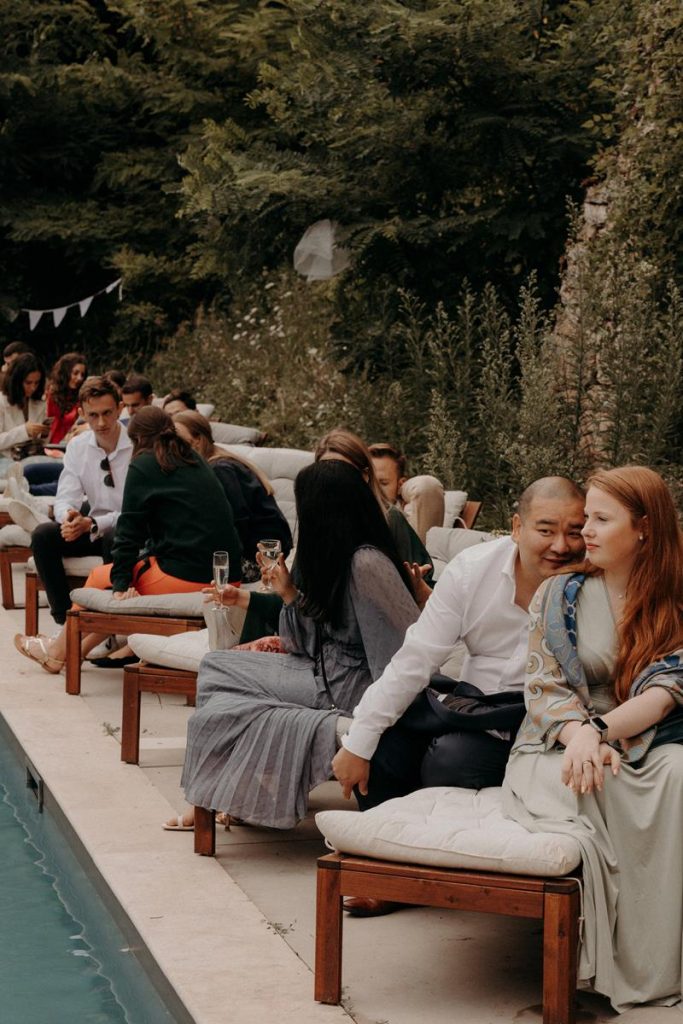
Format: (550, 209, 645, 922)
(343, 896, 403, 917)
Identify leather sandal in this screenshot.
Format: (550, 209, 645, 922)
(14, 633, 65, 674)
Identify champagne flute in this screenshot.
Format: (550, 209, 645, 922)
(212, 550, 229, 608)
(257, 539, 282, 592)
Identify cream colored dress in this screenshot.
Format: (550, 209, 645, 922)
(503, 576, 683, 1012)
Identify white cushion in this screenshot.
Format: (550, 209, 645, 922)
(70, 588, 205, 617)
(426, 527, 493, 580)
(211, 422, 264, 446)
(220, 444, 313, 536)
(316, 787, 581, 878)
(442, 490, 468, 527)
(196, 403, 215, 419)
(128, 629, 209, 672)
(27, 555, 102, 575)
(0, 523, 31, 548)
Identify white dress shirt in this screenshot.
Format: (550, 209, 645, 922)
(53, 426, 133, 536)
(343, 536, 530, 760)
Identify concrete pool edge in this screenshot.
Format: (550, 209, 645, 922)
(0, 669, 350, 1024)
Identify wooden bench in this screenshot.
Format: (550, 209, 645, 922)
(65, 608, 204, 695)
(25, 568, 91, 636)
(0, 545, 32, 609)
(314, 852, 580, 1024)
(121, 662, 197, 763)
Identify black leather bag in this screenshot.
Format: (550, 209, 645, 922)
(398, 675, 526, 737)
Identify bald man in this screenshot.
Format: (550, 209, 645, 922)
(332, 478, 586, 911)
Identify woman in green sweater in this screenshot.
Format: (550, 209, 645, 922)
(15, 405, 241, 673)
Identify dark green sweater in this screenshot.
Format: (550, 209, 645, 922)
(111, 451, 242, 592)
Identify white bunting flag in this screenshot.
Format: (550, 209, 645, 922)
(28, 310, 43, 331)
(105, 278, 122, 294)
(52, 307, 68, 327)
(79, 296, 94, 318)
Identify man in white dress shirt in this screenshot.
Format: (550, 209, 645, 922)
(333, 477, 586, 799)
(31, 376, 133, 625)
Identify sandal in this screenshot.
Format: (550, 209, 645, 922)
(162, 812, 194, 832)
(14, 634, 65, 674)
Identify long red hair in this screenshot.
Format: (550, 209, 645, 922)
(587, 466, 683, 702)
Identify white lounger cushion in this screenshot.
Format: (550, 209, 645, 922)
(316, 787, 581, 878)
(129, 629, 210, 672)
(425, 527, 494, 581)
(442, 489, 468, 528)
(0, 523, 31, 548)
(70, 588, 205, 617)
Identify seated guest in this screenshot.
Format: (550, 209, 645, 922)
(0, 341, 33, 386)
(166, 459, 420, 831)
(26, 376, 132, 626)
(331, 476, 585, 915)
(0, 353, 48, 476)
(162, 389, 196, 416)
(15, 405, 242, 672)
(120, 374, 154, 422)
(102, 369, 126, 391)
(173, 410, 292, 580)
(503, 466, 683, 1012)
(368, 442, 445, 543)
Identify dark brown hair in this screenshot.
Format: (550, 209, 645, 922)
(368, 442, 408, 478)
(173, 410, 274, 494)
(2, 352, 46, 407)
(78, 375, 122, 407)
(128, 405, 197, 473)
(48, 352, 87, 414)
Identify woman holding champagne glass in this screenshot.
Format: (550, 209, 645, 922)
(167, 459, 421, 831)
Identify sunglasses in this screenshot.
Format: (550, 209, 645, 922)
(100, 457, 114, 488)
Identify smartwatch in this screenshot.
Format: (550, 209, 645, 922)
(582, 716, 609, 741)
(89, 518, 99, 538)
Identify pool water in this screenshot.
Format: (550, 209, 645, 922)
(0, 732, 178, 1024)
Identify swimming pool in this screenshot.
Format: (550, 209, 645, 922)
(0, 718, 186, 1024)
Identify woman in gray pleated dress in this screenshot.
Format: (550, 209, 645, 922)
(178, 459, 420, 830)
(503, 466, 683, 1012)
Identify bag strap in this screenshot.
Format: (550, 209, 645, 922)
(316, 623, 337, 710)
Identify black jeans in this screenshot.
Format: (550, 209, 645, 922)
(31, 521, 112, 625)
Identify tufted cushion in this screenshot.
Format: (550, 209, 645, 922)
(211, 422, 264, 447)
(28, 555, 102, 576)
(316, 787, 581, 878)
(442, 490, 468, 528)
(426, 527, 494, 580)
(70, 588, 205, 617)
(128, 629, 209, 672)
(0, 523, 31, 548)
(218, 444, 313, 537)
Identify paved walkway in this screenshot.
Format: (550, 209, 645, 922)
(0, 565, 677, 1024)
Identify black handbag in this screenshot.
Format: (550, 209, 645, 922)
(398, 675, 526, 737)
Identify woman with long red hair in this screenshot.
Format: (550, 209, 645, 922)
(503, 465, 683, 1012)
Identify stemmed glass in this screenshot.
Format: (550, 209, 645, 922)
(257, 539, 282, 592)
(212, 551, 229, 608)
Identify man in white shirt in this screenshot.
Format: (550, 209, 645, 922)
(332, 476, 586, 801)
(31, 376, 133, 625)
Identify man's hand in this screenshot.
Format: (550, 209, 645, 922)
(332, 746, 370, 800)
(60, 509, 92, 542)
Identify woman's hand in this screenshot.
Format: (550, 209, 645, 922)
(258, 552, 298, 604)
(331, 747, 370, 800)
(113, 587, 140, 600)
(404, 561, 432, 609)
(202, 583, 250, 609)
(26, 420, 49, 439)
(561, 722, 602, 793)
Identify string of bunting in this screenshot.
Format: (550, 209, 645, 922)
(18, 278, 123, 331)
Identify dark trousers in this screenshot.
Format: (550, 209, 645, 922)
(31, 521, 112, 625)
(24, 461, 63, 496)
(357, 694, 515, 811)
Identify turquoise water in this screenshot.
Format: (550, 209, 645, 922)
(0, 733, 177, 1024)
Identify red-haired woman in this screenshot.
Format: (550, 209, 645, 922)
(503, 466, 683, 1012)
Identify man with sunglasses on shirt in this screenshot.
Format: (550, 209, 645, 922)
(31, 376, 133, 625)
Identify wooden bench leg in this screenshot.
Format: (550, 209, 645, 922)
(121, 667, 142, 764)
(25, 573, 39, 636)
(542, 889, 579, 1024)
(65, 611, 82, 695)
(0, 550, 15, 609)
(314, 861, 343, 1003)
(194, 806, 216, 856)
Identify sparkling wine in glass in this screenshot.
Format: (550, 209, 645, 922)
(257, 539, 282, 592)
(212, 550, 229, 608)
